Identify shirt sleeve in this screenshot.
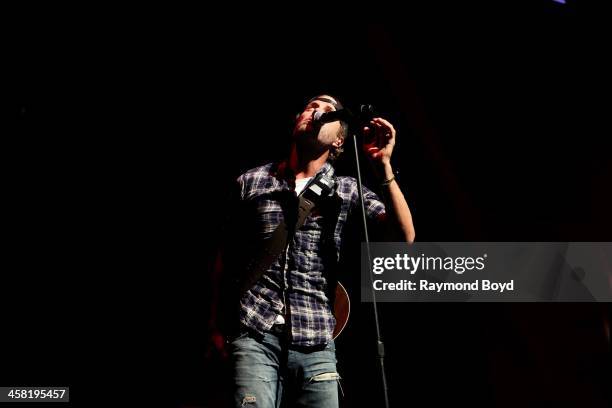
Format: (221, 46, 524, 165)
(361, 184, 386, 220)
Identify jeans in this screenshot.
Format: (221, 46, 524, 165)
(230, 329, 340, 408)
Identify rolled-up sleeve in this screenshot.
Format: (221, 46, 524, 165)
(361, 184, 386, 220)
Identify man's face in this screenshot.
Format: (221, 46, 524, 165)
(293, 95, 343, 151)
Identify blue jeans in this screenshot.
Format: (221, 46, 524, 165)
(229, 329, 340, 408)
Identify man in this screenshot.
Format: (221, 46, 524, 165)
(209, 94, 415, 407)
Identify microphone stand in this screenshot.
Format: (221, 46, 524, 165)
(351, 130, 390, 408)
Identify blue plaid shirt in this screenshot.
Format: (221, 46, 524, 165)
(234, 161, 386, 347)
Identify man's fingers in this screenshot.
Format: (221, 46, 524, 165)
(364, 117, 397, 158)
(373, 117, 395, 131)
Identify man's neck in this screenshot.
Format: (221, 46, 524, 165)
(288, 145, 329, 179)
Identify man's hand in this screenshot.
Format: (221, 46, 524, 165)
(361, 117, 416, 242)
(362, 117, 396, 166)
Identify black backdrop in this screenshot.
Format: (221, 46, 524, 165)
(5, 1, 611, 406)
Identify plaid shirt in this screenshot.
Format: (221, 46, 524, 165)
(234, 161, 386, 347)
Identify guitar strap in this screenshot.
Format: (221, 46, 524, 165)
(238, 164, 337, 295)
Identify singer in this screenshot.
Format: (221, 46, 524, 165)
(208, 94, 415, 407)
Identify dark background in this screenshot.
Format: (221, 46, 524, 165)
(4, 1, 611, 406)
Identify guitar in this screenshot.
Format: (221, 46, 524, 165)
(332, 282, 350, 339)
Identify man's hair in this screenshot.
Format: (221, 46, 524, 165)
(305, 94, 348, 161)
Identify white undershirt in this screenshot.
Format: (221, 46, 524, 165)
(273, 177, 313, 325)
(294, 177, 313, 196)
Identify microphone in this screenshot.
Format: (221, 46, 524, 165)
(312, 109, 351, 124)
(312, 105, 377, 126)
